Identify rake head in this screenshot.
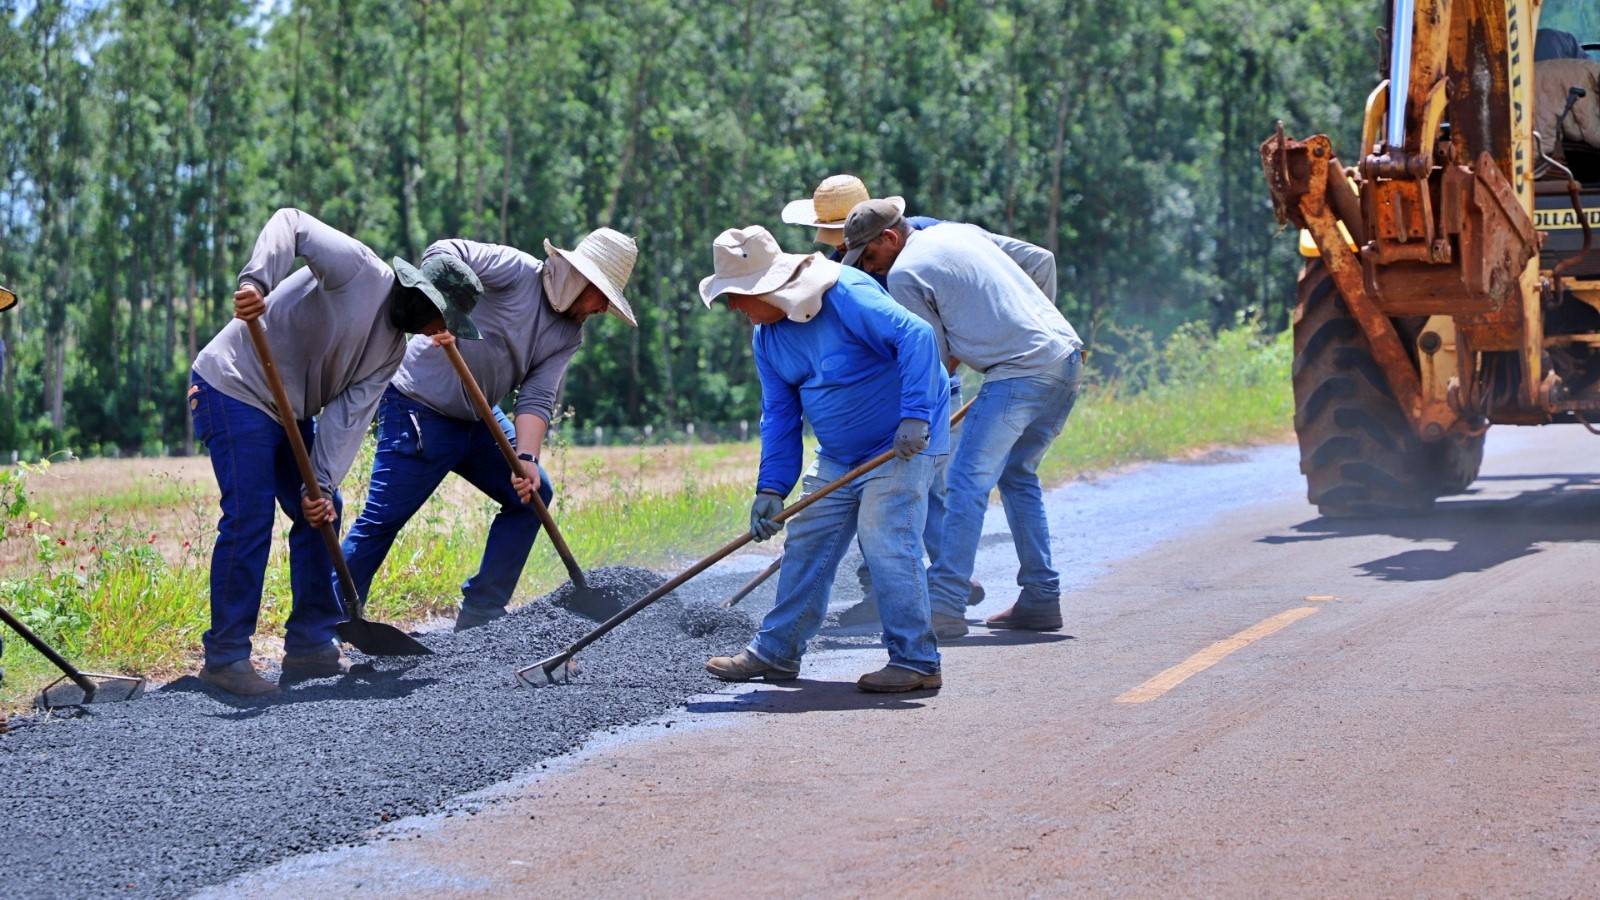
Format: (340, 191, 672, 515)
(515, 654, 580, 689)
(36, 672, 146, 710)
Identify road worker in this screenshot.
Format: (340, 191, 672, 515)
(339, 229, 639, 632)
(188, 208, 478, 696)
(699, 225, 949, 692)
(841, 198, 1083, 640)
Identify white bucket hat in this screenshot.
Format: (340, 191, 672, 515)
(698, 226, 824, 323)
(781, 174, 904, 246)
(543, 227, 638, 327)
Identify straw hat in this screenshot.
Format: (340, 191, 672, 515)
(543, 227, 639, 327)
(698, 226, 821, 322)
(781, 174, 904, 246)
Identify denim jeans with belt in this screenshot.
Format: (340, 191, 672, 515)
(189, 372, 346, 667)
(749, 453, 942, 675)
(927, 351, 1081, 618)
(337, 387, 553, 617)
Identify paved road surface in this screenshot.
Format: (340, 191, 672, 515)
(217, 427, 1600, 897)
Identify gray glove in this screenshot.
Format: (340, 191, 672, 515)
(749, 491, 786, 542)
(893, 418, 930, 459)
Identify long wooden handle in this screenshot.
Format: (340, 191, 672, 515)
(440, 341, 586, 585)
(244, 317, 365, 620)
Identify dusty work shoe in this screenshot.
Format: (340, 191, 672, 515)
(966, 579, 986, 607)
(835, 596, 881, 628)
(931, 612, 969, 641)
(985, 601, 1064, 631)
(453, 605, 507, 632)
(857, 665, 942, 693)
(280, 644, 349, 679)
(705, 650, 799, 682)
(199, 659, 279, 697)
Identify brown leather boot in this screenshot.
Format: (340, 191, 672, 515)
(199, 659, 279, 696)
(705, 649, 799, 682)
(985, 601, 1064, 631)
(857, 665, 942, 693)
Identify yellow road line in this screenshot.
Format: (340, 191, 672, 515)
(1115, 606, 1320, 704)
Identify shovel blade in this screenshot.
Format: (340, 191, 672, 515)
(36, 673, 146, 709)
(337, 619, 433, 656)
(515, 655, 579, 689)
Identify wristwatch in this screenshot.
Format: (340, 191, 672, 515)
(517, 452, 537, 464)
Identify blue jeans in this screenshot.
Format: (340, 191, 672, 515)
(749, 453, 942, 675)
(927, 351, 1081, 617)
(189, 372, 346, 667)
(338, 388, 552, 616)
(856, 380, 962, 598)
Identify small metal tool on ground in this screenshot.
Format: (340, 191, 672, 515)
(0, 605, 145, 709)
(513, 395, 977, 689)
(439, 342, 623, 617)
(244, 318, 431, 657)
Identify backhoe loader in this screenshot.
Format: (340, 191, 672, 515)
(1262, 0, 1600, 515)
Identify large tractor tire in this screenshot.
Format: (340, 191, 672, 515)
(1292, 260, 1451, 517)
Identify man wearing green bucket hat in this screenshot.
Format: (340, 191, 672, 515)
(188, 207, 480, 696)
(340, 228, 639, 632)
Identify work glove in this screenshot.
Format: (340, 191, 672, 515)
(893, 418, 930, 459)
(749, 491, 786, 542)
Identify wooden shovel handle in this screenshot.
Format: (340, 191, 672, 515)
(243, 317, 366, 620)
(440, 341, 586, 584)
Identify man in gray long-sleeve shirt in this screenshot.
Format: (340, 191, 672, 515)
(842, 199, 1084, 640)
(340, 228, 640, 632)
(189, 207, 478, 696)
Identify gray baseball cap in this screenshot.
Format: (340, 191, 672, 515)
(838, 198, 906, 267)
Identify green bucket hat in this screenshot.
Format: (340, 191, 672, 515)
(392, 256, 483, 339)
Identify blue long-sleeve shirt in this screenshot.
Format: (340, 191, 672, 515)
(754, 267, 950, 497)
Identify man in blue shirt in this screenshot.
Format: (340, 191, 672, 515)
(697, 225, 949, 693)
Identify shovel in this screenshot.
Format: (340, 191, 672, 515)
(243, 318, 432, 656)
(719, 399, 975, 610)
(514, 398, 974, 687)
(0, 605, 145, 709)
(438, 342, 601, 603)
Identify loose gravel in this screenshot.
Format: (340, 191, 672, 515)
(0, 565, 763, 900)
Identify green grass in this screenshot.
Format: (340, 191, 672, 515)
(0, 322, 1292, 708)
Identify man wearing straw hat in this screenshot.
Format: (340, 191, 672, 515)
(338, 229, 639, 633)
(841, 198, 1083, 641)
(188, 207, 478, 696)
(698, 225, 949, 692)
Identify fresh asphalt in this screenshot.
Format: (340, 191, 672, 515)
(6, 426, 1600, 896)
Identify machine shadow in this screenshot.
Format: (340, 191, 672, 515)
(684, 678, 933, 715)
(1257, 473, 1600, 583)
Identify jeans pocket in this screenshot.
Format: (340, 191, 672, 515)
(189, 382, 213, 446)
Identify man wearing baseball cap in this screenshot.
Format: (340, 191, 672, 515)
(841, 198, 1083, 640)
(698, 225, 949, 692)
(339, 229, 639, 633)
(188, 207, 479, 695)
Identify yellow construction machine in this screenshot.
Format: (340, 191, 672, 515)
(1262, 0, 1600, 515)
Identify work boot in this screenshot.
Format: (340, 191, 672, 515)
(931, 612, 969, 641)
(454, 605, 507, 632)
(705, 650, 799, 682)
(857, 665, 942, 693)
(985, 600, 1064, 631)
(280, 643, 349, 679)
(199, 659, 279, 697)
(966, 580, 986, 607)
(835, 596, 880, 628)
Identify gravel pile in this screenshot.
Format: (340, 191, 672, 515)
(0, 566, 756, 899)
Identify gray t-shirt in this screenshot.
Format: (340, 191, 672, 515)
(886, 223, 1081, 382)
(192, 207, 405, 492)
(389, 240, 583, 423)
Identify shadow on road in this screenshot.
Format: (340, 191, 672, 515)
(684, 679, 932, 714)
(1258, 473, 1600, 583)
(161, 664, 438, 717)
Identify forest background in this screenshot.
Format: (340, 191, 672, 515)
(0, 0, 1377, 456)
